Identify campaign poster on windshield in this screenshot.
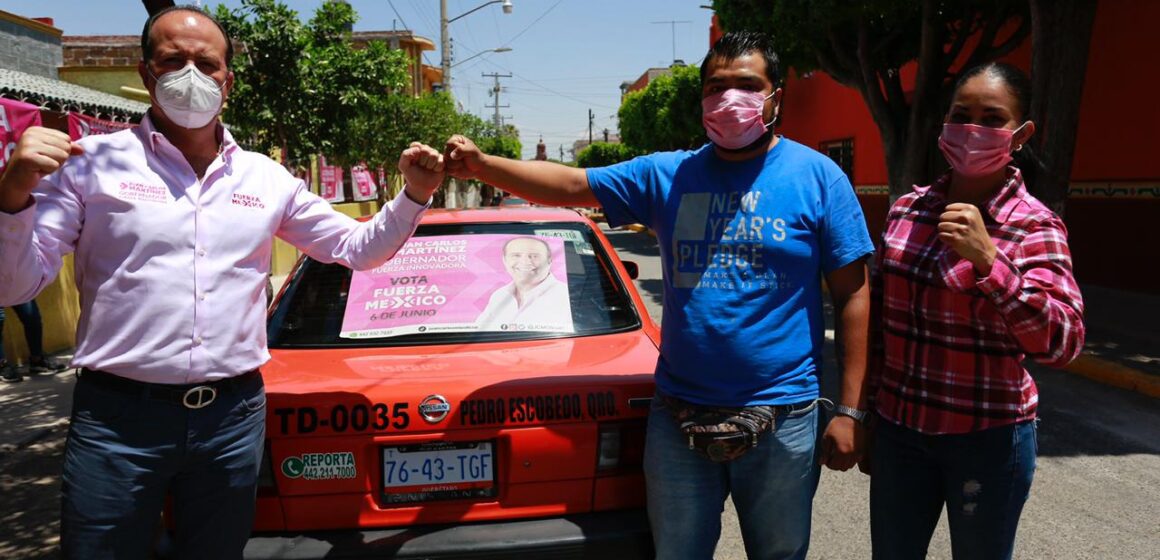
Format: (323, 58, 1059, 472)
(340, 234, 574, 339)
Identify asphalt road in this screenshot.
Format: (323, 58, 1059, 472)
(601, 225, 1160, 559)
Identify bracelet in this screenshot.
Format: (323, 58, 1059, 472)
(834, 404, 870, 425)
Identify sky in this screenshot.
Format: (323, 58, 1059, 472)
(5, 0, 714, 160)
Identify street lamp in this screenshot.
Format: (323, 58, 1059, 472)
(452, 47, 512, 68)
(441, 0, 513, 93)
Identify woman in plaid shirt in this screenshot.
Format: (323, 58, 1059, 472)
(865, 63, 1085, 560)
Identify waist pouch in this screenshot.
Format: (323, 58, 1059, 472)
(662, 396, 777, 463)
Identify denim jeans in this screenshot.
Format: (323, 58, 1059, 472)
(0, 301, 45, 362)
(60, 372, 267, 559)
(643, 396, 822, 560)
(870, 417, 1037, 560)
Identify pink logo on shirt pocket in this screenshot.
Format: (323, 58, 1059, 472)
(231, 193, 267, 210)
(117, 182, 169, 204)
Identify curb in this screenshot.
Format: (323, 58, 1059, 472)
(1062, 354, 1160, 399)
(623, 223, 654, 236)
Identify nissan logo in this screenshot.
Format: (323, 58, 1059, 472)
(419, 394, 451, 423)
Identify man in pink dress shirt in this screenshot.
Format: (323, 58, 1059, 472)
(0, 6, 445, 558)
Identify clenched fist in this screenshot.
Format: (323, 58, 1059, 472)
(938, 202, 998, 276)
(443, 135, 487, 180)
(1, 127, 83, 213)
(398, 142, 445, 204)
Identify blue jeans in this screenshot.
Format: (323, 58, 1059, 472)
(643, 396, 822, 560)
(0, 301, 45, 362)
(61, 372, 267, 559)
(870, 418, 1037, 560)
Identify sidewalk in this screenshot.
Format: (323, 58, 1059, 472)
(0, 362, 75, 457)
(1064, 284, 1160, 397)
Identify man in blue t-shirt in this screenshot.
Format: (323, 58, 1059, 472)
(443, 31, 873, 560)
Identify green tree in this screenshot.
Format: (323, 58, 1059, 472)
(618, 65, 707, 152)
(1027, 0, 1097, 213)
(576, 142, 642, 167)
(713, 0, 1031, 200)
(214, 0, 409, 167)
(475, 123, 523, 161)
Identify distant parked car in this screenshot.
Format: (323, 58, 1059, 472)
(499, 196, 532, 207)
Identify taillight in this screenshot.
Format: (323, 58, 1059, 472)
(256, 441, 277, 496)
(597, 421, 646, 472)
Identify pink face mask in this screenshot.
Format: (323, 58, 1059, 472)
(702, 89, 774, 150)
(938, 123, 1025, 178)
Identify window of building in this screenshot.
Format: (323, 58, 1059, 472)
(820, 139, 854, 183)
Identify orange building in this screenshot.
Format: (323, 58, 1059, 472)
(718, 1, 1159, 293)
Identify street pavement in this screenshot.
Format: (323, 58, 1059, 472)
(1, 225, 1157, 558)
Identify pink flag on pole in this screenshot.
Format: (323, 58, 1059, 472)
(1, 98, 42, 174)
(319, 156, 346, 203)
(351, 164, 377, 202)
(67, 112, 135, 141)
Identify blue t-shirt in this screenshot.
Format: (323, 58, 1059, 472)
(586, 138, 873, 406)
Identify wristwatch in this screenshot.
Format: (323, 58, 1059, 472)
(834, 404, 870, 425)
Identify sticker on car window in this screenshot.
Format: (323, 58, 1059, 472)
(341, 234, 575, 338)
(533, 229, 594, 255)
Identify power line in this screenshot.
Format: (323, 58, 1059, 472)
(386, 0, 436, 67)
(502, 0, 564, 46)
(483, 72, 513, 129)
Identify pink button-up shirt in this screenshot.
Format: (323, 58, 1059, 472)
(0, 115, 427, 383)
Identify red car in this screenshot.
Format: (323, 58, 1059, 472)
(247, 207, 659, 558)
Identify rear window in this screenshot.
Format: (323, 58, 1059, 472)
(268, 221, 642, 348)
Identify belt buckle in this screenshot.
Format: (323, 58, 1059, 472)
(183, 385, 217, 409)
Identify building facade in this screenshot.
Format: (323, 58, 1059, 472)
(715, 1, 1159, 293)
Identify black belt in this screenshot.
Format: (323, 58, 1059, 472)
(79, 368, 260, 409)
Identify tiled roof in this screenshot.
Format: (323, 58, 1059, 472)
(0, 67, 148, 120)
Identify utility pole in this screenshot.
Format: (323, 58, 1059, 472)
(483, 72, 512, 129)
(651, 20, 691, 64)
(440, 0, 451, 91)
(588, 109, 594, 144)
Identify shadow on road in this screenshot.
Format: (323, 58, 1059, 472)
(0, 423, 65, 559)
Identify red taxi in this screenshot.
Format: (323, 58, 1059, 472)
(247, 207, 659, 558)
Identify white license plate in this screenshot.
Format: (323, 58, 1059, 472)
(380, 441, 497, 504)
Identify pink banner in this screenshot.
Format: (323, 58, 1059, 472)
(1, 98, 42, 174)
(340, 234, 573, 339)
(351, 164, 377, 202)
(66, 112, 135, 141)
(319, 156, 345, 203)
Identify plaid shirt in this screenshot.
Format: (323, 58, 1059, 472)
(869, 168, 1085, 435)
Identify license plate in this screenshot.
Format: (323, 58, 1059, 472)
(380, 440, 497, 504)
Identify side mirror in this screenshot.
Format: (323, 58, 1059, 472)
(622, 260, 639, 280)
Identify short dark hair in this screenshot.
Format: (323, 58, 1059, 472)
(141, 5, 234, 66)
(700, 31, 781, 88)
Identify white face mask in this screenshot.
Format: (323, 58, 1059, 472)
(149, 63, 224, 129)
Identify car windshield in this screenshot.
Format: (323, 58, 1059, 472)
(268, 221, 642, 348)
